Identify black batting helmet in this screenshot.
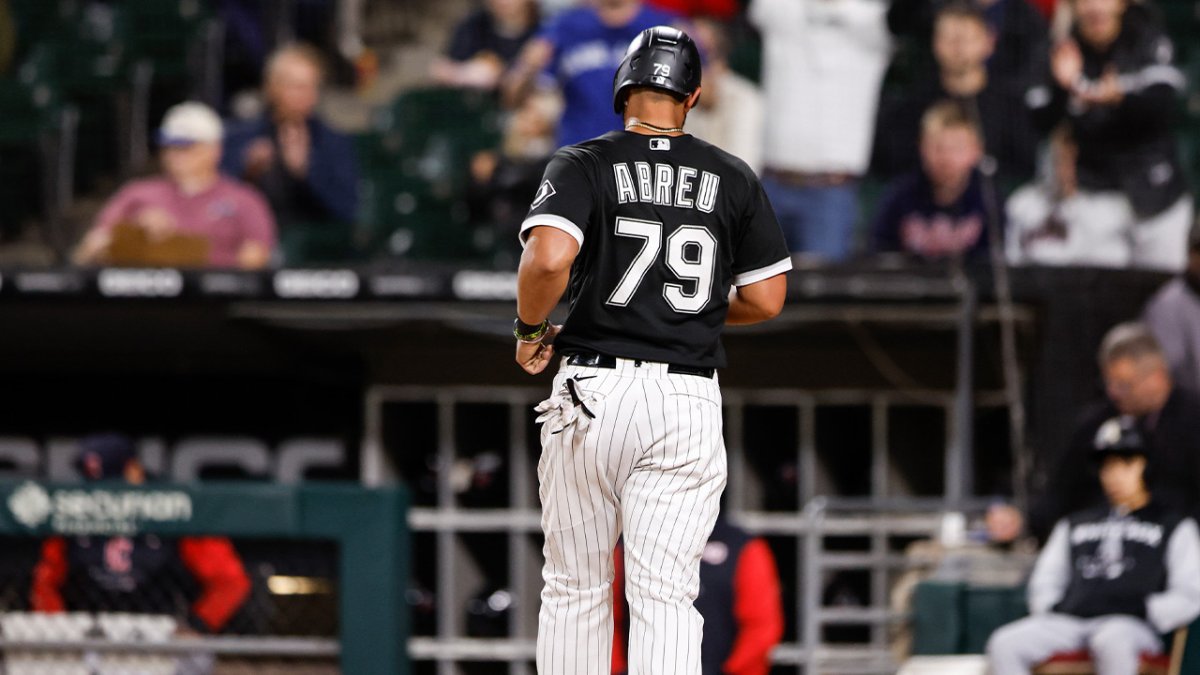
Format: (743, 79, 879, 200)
(612, 26, 702, 114)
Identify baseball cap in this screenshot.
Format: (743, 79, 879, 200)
(157, 102, 223, 146)
(1091, 416, 1146, 459)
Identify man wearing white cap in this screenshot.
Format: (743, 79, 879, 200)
(75, 102, 277, 269)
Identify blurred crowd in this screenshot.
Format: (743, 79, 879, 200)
(6, 0, 1200, 671)
(0, 0, 1196, 273)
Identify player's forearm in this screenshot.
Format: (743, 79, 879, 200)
(726, 295, 774, 325)
(726, 276, 787, 325)
(517, 267, 569, 324)
(517, 229, 577, 323)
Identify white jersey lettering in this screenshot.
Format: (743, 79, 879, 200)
(612, 162, 718, 212)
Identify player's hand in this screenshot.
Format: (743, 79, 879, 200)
(516, 324, 561, 375)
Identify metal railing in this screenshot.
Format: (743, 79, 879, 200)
(364, 382, 1008, 674)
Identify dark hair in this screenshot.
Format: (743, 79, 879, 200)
(935, 1, 989, 29)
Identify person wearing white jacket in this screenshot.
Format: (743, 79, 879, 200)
(749, 0, 891, 260)
(986, 416, 1200, 675)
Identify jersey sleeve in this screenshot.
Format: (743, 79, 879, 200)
(518, 150, 594, 249)
(731, 180, 792, 287)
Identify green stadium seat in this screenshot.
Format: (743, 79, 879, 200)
(357, 167, 475, 262)
(372, 87, 502, 187)
(20, 31, 143, 189)
(911, 580, 966, 655)
(911, 582, 1026, 657)
(357, 87, 505, 262)
(8, 0, 80, 64)
(0, 75, 76, 250)
(962, 585, 1028, 654)
(111, 0, 222, 111)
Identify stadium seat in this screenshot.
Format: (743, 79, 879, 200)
(20, 25, 150, 188)
(911, 580, 967, 655)
(111, 0, 223, 109)
(963, 585, 1028, 654)
(357, 166, 474, 261)
(357, 88, 504, 261)
(0, 75, 77, 251)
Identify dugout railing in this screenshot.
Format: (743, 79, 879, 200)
(365, 383, 1007, 675)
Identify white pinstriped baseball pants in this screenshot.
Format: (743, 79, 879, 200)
(535, 356, 727, 675)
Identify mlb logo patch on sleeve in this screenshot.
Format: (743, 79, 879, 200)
(650, 138, 671, 151)
(531, 180, 557, 208)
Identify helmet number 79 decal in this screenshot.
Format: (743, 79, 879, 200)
(653, 63, 672, 76)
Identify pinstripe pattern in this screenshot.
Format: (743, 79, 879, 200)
(536, 357, 727, 675)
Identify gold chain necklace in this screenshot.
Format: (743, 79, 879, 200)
(625, 120, 684, 134)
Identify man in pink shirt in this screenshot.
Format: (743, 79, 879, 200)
(75, 103, 277, 269)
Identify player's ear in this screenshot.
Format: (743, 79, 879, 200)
(685, 86, 702, 111)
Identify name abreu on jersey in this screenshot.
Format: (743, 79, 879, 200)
(612, 161, 720, 212)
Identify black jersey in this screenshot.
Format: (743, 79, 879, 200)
(519, 130, 790, 368)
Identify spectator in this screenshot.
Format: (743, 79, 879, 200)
(888, 0, 1049, 91)
(31, 434, 252, 635)
(1005, 124, 1140, 266)
(1026, 0, 1192, 272)
(1142, 227, 1200, 393)
(680, 17, 764, 174)
(74, 102, 276, 269)
(222, 43, 359, 260)
(1023, 323, 1200, 542)
(986, 416, 1200, 675)
(645, 0, 738, 20)
(750, 0, 892, 260)
(467, 95, 558, 267)
(503, 0, 679, 148)
(874, 3, 1037, 182)
(430, 0, 540, 91)
(871, 100, 997, 262)
(611, 514, 785, 675)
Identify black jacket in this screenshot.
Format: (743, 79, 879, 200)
(1028, 387, 1200, 542)
(1027, 6, 1188, 217)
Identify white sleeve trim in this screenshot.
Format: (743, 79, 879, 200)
(732, 257, 793, 287)
(519, 214, 584, 250)
(1120, 64, 1187, 93)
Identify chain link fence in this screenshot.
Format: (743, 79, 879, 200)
(0, 537, 341, 675)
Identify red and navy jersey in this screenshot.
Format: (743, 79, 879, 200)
(611, 519, 785, 675)
(520, 130, 791, 368)
(32, 535, 251, 633)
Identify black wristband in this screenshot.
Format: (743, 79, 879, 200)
(513, 318, 550, 342)
(515, 317, 545, 335)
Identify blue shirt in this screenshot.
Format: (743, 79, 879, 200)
(539, 5, 679, 148)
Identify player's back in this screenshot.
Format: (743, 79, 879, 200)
(521, 130, 789, 368)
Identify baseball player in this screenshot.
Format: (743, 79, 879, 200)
(513, 26, 791, 675)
